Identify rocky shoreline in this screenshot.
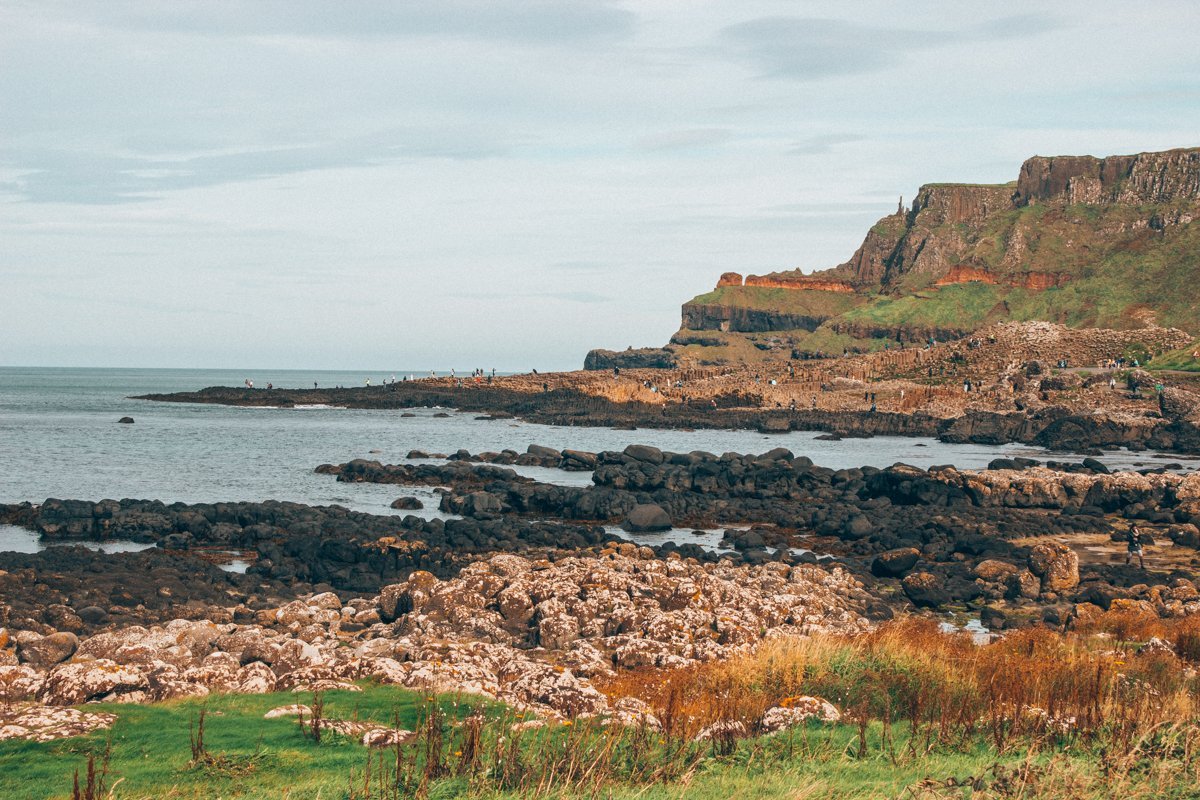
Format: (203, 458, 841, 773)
(1, 548, 869, 741)
(134, 322, 1200, 456)
(6, 443, 1200, 742)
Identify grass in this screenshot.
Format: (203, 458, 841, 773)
(1151, 339, 1200, 372)
(7, 616, 1200, 798)
(687, 286, 867, 317)
(0, 685, 477, 800)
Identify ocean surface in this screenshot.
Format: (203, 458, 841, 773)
(2, 367, 1197, 530)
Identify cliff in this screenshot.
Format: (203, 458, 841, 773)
(673, 146, 1200, 363)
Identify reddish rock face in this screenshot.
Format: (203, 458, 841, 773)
(743, 274, 856, 293)
(717, 272, 744, 287)
(933, 266, 1071, 290)
(934, 266, 998, 286)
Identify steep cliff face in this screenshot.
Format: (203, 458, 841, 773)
(671, 147, 1200, 361)
(1014, 148, 1200, 206)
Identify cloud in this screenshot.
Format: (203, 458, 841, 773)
(1, 127, 512, 204)
(47, 0, 636, 45)
(716, 14, 1059, 80)
(787, 133, 865, 155)
(633, 128, 734, 152)
(540, 290, 611, 304)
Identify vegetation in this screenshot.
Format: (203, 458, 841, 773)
(687, 285, 867, 317)
(1151, 340, 1200, 372)
(677, 195, 1200, 362)
(7, 613, 1200, 798)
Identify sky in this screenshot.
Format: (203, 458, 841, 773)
(2, 1, 1199, 371)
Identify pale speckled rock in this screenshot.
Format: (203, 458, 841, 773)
(694, 720, 747, 741)
(760, 697, 841, 732)
(0, 704, 117, 741)
(38, 660, 148, 705)
(0, 665, 44, 701)
(361, 728, 414, 748)
(12, 551, 870, 721)
(264, 704, 311, 719)
(234, 661, 277, 694)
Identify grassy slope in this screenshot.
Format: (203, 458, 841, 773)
(1151, 339, 1200, 372)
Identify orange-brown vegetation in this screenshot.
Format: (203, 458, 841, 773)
(597, 616, 1200, 752)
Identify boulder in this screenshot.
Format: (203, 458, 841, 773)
(76, 606, 109, 625)
(390, 497, 424, 510)
(623, 444, 664, 465)
(973, 560, 1019, 582)
(870, 548, 920, 578)
(17, 633, 78, 668)
(38, 660, 148, 705)
(760, 697, 841, 732)
(843, 515, 873, 540)
(621, 504, 672, 533)
(526, 444, 561, 460)
(1028, 542, 1080, 593)
(902, 572, 950, 609)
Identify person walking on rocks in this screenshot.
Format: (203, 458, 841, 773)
(1126, 525, 1146, 568)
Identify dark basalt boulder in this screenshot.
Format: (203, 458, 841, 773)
(622, 504, 672, 533)
(117, 417, 134, 424)
(902, 572, 950, 609)
(623, 444, 664, 465)
(390, 496, 424, 510)
(871, 547, 920, 578)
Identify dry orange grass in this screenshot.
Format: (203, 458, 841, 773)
(597, 617, 1200, 751)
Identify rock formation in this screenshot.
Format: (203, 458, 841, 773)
(673, 147, 1200, 360)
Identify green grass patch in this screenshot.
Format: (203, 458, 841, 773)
(687, 286, 868, 317)
(0, 685, 477, 800)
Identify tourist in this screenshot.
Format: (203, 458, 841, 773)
(1126, 525, 1146, 568)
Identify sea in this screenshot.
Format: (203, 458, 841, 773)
(2, 366, 1198, 555)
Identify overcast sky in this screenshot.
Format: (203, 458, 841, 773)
(2, 1, 1198, 370)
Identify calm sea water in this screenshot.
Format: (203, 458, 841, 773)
(1, 367, 1196, 524)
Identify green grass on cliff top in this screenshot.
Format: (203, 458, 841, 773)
(0, 684, 1160, 800)
(688, 285, 867, 316)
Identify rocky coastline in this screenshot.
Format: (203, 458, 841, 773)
(135, 323, 1200, 456)
(7, 440, 1200, 747)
